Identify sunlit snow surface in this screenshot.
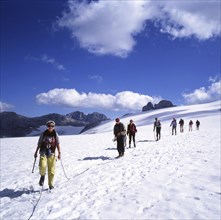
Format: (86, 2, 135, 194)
(0, 101, 220, 220)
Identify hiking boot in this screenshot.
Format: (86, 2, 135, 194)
(49, 185, 54, 190)
(39, 175, 45, 186)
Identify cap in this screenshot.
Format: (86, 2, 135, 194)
(46, 120, 56, 126)
(115, 118, 120, 122)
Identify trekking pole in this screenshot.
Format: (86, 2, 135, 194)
(32, 157, 37, 173)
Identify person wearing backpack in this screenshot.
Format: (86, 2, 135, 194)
(34, 120, 61, 189)
(179, 119, 184, 133)
(113, 118, 126, 158)
(127, 119, 137, 148)
(153, 118, 161, 141)
(170, 118, 177, 135)
(196, 120, 200, 130)
(189, 120, 193, 131)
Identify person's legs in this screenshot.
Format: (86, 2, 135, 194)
(157, 127, 161, 140)
(129, 134, 132, 147)
(47, 155, 56, 189)
(156, 130, 159, 140)
(39, 155, 47, 186)
(132, 134, 136, 147)
(39, 155, 47, 176)
(117, 139, 121, 156)
(118, 136, 125, 156)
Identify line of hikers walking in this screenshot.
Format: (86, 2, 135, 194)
(113, 117, 201, 158)
(34, 117, 200, 189)
(170, 118, 200, 135)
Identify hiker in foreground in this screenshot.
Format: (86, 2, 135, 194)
(127, 119, 137, 148)
(153, 118, 161, 141)
(113, 118, 126, 158)
(34, 120, 61, 189)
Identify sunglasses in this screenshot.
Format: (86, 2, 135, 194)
(47, 125, 54, 128)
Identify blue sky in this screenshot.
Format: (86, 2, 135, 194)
(1, 0, 220, 119)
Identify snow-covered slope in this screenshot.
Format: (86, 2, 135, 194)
(83, 101, 220, 134)
(0, 101, 220, 220)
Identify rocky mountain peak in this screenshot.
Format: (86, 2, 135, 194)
(142, 100, 174, 112)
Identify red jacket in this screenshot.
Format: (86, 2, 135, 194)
(127, 123, 137, 135)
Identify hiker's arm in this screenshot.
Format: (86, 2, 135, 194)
(34, 134, 43, 158)
(57, 144, 61, 160)
(34, 145, 40, 158)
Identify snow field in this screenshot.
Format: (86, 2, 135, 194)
(0, 102, 220, 219)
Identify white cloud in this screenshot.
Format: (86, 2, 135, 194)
(115, 91, 156, 111)
(88, 75, 103, 83)
(158, 1, 221, 40)
(26, 55, 67, 71)
(56, 0, 220, 57)
(36, 88, 161, 111)
(57, 0, 156, 57)
(209, 76, 220, 83)
(0, 101, 14, 112)
(41, 55, 67, 71)
(183, 78, 221, 104)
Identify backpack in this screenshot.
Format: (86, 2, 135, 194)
(128, 123, 137, 134)
(40, 130, 58, 156)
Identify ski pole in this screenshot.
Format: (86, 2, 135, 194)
(32, 157, 37, 173)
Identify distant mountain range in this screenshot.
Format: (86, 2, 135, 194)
(0, 111, 109, 138)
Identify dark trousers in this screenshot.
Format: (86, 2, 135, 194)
(117, 135, 125, 155)
(128, 133, 135, 146)
(172, 126, 177, 135)
(156, 127, 161, 140)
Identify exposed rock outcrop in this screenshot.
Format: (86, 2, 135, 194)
(142, 100, 174, 112)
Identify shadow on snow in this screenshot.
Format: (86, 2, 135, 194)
(137, 139, 156, 143)
(79, 156, 113, 161)
(105, 147, 117, 150)
(0, 188, 40, 199)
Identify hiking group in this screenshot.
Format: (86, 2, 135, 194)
(170, 118, 200, 134)
(113, 117, 200, 158)
(33, 118, 200, 188)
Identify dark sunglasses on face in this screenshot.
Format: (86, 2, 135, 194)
(48, 125, 54, 128)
